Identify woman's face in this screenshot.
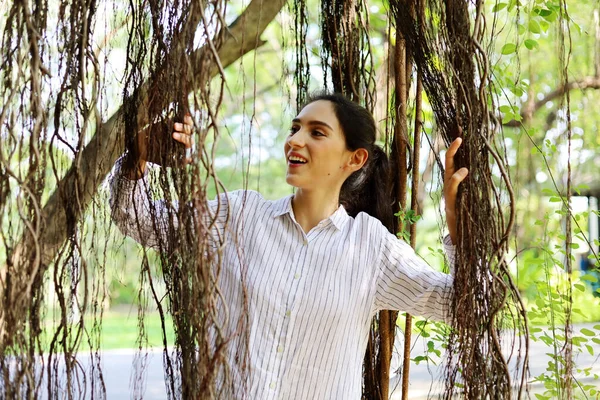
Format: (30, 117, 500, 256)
(284, 100, 358, 192)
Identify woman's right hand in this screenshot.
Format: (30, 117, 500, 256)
(172, 114, 194, 151)
(124, 114, 194, 179)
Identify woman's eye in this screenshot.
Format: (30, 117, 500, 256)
(312, 130, 325, 137)
(289, 126, 299, 135)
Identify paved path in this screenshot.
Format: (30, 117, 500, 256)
(389, 323, 600, 399)
(42, 323, 600, 399)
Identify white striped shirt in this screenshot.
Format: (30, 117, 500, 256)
(110, 160, 455, 399)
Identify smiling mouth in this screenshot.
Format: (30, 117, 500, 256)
(288, 155, 307, 164)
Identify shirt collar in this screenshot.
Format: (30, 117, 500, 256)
(272, 194, 294, 218)
(272, 195, 349, 231)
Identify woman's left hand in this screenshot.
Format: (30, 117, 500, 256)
(444, 138, 469, 245)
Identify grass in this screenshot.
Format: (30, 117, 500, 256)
(42, 308, 175, 351)
(100, 309, 175, 350)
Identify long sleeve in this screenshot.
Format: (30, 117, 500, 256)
(109, 156, 248, 251)
(373, 227, 455, 322)
(109, 157, 177, 249)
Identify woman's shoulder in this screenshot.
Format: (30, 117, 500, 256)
(212, 190, 292, 218)
(212, 189, 262, 207)
(347, 211, 391, 239)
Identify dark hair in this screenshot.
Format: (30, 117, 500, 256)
(303, 92, 394, 231)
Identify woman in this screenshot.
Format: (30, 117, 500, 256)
(110, 92, 468, 399)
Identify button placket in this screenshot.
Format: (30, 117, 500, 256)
(277, 238, 308, 371)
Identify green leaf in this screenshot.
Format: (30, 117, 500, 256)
(511, 86, 525, 97)
(573, 336, 589, 345)
(586, 344, 594, 355)
(501, 43, 517, 55)
(537, 9, 552, 17)
(499, 105, 512, 113)
(535, 394, 550, 400)
(542, 11, 557, 22)
(412, 355, 427, 364)
(549, 196, 562, 203)
(581, 328, 596, 337)
(529, 19, 541, 34)
(573, 307, 585, 317)
(524, 39, 539, 50)
(582, 274, 599, 283)
(593, 324, 600, 330)
(492, 2, 508, 12)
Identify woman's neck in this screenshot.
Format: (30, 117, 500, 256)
(291, 188, 341, 233)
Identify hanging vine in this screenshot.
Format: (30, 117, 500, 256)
(1, 0, 103, 397)
(394, 0, 529, 398)
(556, 0, 574, 397)
(1, 1, 284, 399)
(3, 0, 596, 399)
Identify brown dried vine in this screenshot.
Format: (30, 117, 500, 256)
(120, 1, 250, 398)
(1, 1, 284, 399)
(317, 2, 389, 398)
(2, 0, 537, 398)
(394, 0, 529, 398)
(1, 0, 104, 398)
(557, 1, 574, 397)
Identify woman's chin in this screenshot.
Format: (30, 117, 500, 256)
(285, 174, 307, 190)
(285, 175, 299, 187)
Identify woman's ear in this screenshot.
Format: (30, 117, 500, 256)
(347, 148, 369, 172)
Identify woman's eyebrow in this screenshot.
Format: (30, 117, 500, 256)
(292, 118, 333, 131)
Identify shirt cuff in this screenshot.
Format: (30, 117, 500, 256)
(113, 154, 149, 184)
(443, 234, 456, 268)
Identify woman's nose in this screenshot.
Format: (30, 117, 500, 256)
(287, 129, 306, 148)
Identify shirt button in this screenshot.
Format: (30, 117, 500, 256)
(277, 345, 284, 353)
(285, 310, 291, 317)
(270, 382, 276, 389)
(294, 273, 300, 279)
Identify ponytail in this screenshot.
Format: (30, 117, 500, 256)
(340, 145, 394, 231)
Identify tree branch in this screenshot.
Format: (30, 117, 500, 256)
(503, 76, 600, 127)
(11, 0, 286, 269)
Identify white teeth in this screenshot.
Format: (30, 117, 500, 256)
(288, 156, 307, 163)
